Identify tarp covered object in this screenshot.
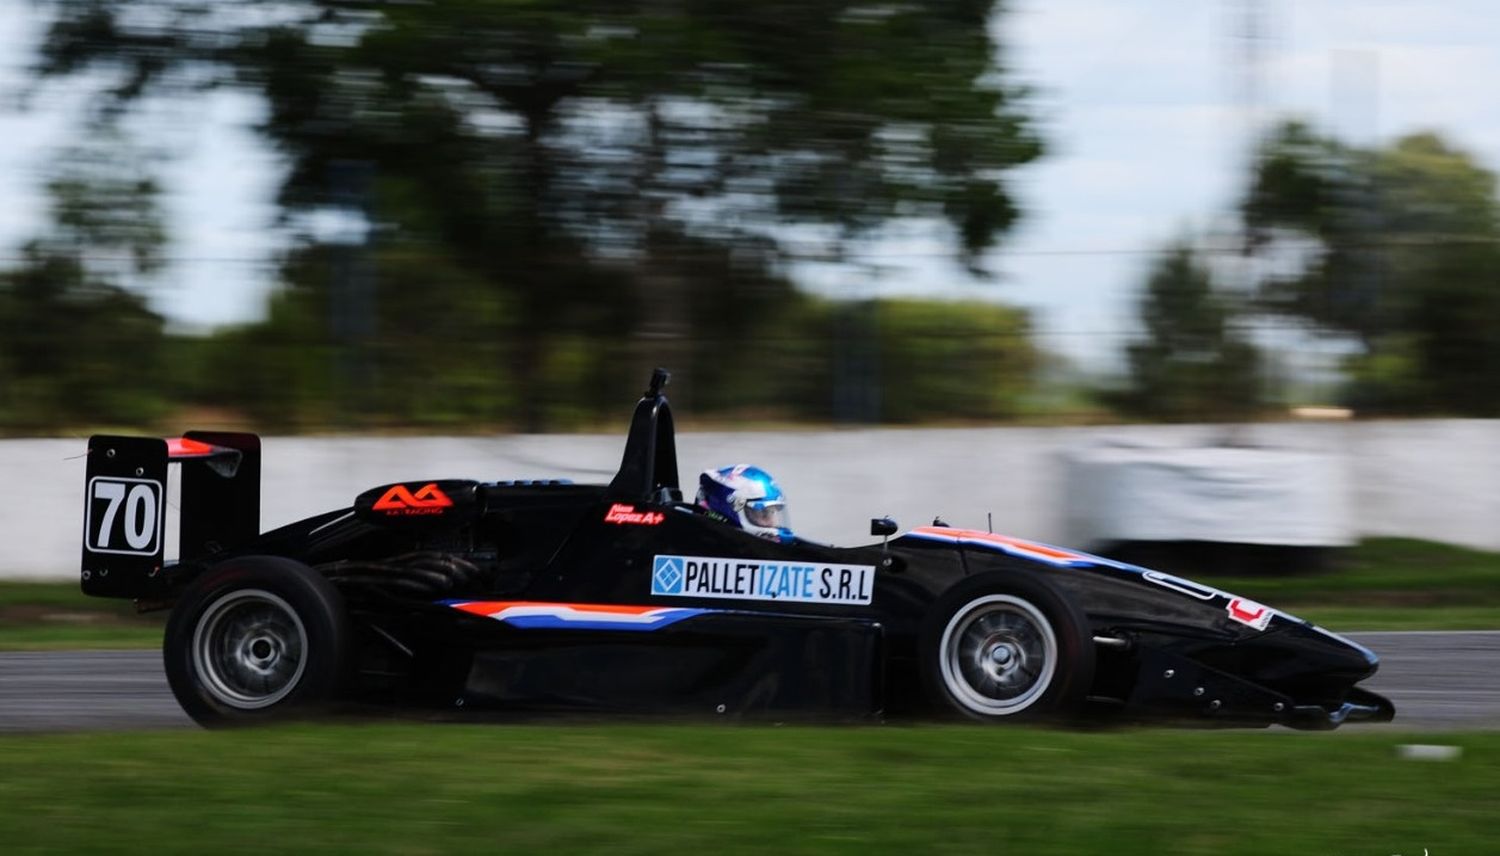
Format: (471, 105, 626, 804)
(1064, 443, 1354, 547)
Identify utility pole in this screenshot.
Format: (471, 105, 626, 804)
(326, 159, 377, 427)
(1228, 0, 1276, 401)
(1236, 0, 1265, 147)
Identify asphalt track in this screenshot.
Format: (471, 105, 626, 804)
(1, 632, 1497, 733)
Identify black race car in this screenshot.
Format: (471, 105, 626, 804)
(81, 370, 1394, 728)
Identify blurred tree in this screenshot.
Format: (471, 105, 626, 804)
(1110, 245, 1262, 422)
(874, 299, 1036, 422)
(0, 134, 169, 432)
(1244, 121, 1500, 415)
(36, 0, 1044, 428)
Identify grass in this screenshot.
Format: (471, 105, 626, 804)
(1201, 538, 1500, 604)
(1192, 538, 1500, 630)
(0, 723, 1486, 854)
(1287, 605, 1500, 631)
(0, 623, 165, 651)
(3, 537, 1498, 651)
(0, 581, 165, 651)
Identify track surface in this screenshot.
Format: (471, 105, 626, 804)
(1, 632, 1497, 733)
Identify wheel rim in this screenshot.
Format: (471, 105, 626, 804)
(939, 594, 1058, 716)
(191, 589, 308, 710)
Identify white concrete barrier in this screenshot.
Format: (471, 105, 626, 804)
(7, 419, 1497, 579)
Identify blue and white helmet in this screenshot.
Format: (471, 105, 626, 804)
(696, 465, 793, 542)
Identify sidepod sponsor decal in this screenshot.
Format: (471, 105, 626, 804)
(1226, 597, 1274, 631)
(446, 601, 707, 631)
(652, 554, 875, 605)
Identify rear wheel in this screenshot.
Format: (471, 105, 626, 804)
(164, 557, 351, 726)
(922, 573, 1094, 722)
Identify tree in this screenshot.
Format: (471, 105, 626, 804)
(873, 299, 1036, 422)
(1111, 245, 1262, 422)
(0, 137, 168, 431)
(1244, 121, 1500, 415)
(35, 0, 1045, 428)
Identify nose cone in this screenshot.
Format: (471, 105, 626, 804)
(1317, 623, 1380, 678)
(1266, 619, 1381, 687)
(1338, 629, 1380, 669)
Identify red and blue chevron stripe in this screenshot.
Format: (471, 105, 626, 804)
(906, 526, 1105, 568)
(443, 600, 709, 631)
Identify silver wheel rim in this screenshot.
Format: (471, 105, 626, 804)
(191, 589, 308, 710)
(939, 594, 1058, 716)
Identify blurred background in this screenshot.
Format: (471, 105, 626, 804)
(4, 0, 1498, 435)
(3, 7, 1498, 843)
(1, 0, 1498, 568)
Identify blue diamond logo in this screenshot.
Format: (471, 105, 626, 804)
(652, 556, 684, 595)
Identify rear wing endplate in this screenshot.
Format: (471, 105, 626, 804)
(81, 431, 260, 598)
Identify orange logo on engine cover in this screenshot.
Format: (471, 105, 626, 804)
(373, 483, 454, 516)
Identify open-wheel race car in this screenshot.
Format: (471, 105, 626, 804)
(81, 370, 1394, 728)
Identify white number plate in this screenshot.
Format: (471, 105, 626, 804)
(85, 476, 164, 556)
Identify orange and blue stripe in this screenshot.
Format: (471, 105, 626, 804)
(443, 600, 709, 631)
(906, 526, 1106, 568)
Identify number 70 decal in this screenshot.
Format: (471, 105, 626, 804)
(85, 476, 164, 556)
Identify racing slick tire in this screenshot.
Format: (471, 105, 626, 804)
(920, 572, 1095, 722)
(164, 556, 352, 727)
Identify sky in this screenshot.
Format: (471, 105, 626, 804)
(3, 1, 1500, 370)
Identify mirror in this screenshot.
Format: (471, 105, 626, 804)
(870, 517, 898, 538)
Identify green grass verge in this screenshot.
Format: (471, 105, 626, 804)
(1200, 537, 1500, 604)
(0, 623, 164, 651)
(3, 536, 1497, 651)
(0, 723, 1485, 854)
(0, 581, 164, 651)
(1290, 605, 1500, 631)
(0, 580, 158, 613)
(1193, 537, 1500, 630)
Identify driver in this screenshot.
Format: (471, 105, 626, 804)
(696, 465, 794, 543)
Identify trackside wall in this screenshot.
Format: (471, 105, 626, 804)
(6, 419, 1497, 579)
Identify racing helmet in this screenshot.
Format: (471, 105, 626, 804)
(696, 465, 793, 542)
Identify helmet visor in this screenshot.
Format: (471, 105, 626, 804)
(745, 501, 788, 531)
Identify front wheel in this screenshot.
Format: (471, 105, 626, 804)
(921, 573, 1095, 722)
(164, 557, 351, 727)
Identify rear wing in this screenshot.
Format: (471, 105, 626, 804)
(81, 431, 260, 598)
